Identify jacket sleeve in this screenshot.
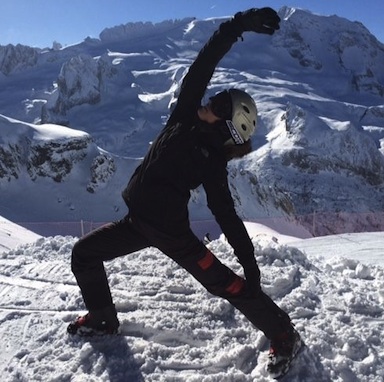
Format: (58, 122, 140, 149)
(168, 17, 244, 124)
(203, 167, 256, 269)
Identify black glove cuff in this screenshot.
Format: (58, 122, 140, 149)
(230, 12, 247, 37)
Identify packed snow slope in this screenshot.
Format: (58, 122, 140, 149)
(0, 215, 41, 253)
(0, 220, 383, 381)
(1, 7, 384, 235)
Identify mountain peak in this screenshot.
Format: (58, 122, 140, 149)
(0, 9, 383, 234)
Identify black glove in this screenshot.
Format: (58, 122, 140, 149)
(244, 264, 261, 296)
(234, 7, 281, 35)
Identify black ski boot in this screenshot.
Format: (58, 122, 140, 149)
(67, 304, 120, 336)
(267, 327, 302, 379)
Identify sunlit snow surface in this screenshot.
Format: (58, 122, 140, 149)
(0, 220, 383, 381)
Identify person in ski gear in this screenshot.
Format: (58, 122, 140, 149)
(68, 7, 301, 377)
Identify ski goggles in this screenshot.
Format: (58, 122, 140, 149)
(209, 90, 232, 120)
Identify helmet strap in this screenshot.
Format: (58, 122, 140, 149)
(226, 120, 244, 145)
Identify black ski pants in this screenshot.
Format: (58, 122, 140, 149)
(71, 214, 291, 339)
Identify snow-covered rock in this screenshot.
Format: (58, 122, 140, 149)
(0, 114, 94, 183)
(0, 44, 39, 75)
(99, 19, 194, 43)
(275, 7, 384, 98)
(41, 53, 117, 124)
(86, 153, 117, 193)
(282, 103, 384, 186)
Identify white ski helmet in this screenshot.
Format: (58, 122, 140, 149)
(226, 89, 257, 145)
(210, 89, 257, 145)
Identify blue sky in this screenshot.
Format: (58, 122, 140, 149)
(1, 0, 383, 48)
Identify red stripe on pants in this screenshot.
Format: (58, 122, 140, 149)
(197, 250, 215, 270)
(226, 276, 244, 295)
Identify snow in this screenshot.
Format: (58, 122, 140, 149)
(1, 8, 384, 231)
(0, 216, 41, 253)
(0, 219, 383, 381)
(1, 7, 384, 381)
(0, 114, 89, 143)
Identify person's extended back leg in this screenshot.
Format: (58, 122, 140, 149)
(130, 217, 293, 340)
(174, 247, 292, 339)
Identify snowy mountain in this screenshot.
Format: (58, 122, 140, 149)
(1, 7, 384, 236)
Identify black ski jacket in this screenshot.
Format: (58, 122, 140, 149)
(122, 17, 256, 269)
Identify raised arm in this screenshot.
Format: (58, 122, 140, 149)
(168, 7, 281, 123)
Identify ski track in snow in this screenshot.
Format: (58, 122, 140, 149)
(0, 235, 383, 382)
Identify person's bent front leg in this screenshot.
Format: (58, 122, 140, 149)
(71, 232, 115, 310)
(68, 217, 149, 336)
(71, 217, 149, 310)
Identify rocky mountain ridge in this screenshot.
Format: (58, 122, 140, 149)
(0, 7, 383, 236)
